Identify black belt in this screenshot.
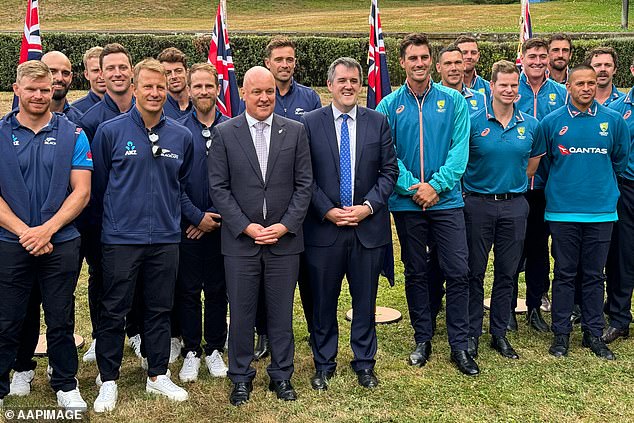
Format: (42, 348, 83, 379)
(618, 177, 634, 187)
(467, 192, 524, 201)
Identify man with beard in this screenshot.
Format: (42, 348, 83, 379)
(72, 47, 107, 113)
(0, 60, 92, 410)
(454, 35, 491, 103)
(547, 34, 573, 84)
(41, 51, 82, 124)
(585, 47, 623, 106)
(175, 63, 229, 382)
(158, 47, 193, 119)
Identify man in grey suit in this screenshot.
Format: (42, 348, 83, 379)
(208, 66, 312, 406)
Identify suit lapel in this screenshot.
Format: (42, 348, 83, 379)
(354, 106, 368, 177)
(321, 106, 340, 178)
(233, 114, 264, 185)
(265, 116, 285, 186)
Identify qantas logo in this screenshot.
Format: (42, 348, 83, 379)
(558, 144, 607, 155)
(559, 126, 568, 136)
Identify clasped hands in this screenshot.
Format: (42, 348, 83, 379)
(19, 224, 54, 256)
(325, 205, 371, 227)
(408, 182, 439, 210)
(243, 223, 288, 245)
(186, 212, 222, 239)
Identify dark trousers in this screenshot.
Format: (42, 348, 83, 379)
(225, 249, 299, 383)
(175, 232, 227, 357)
(513, 189, 551, 310)
(305, 229, 383, 373)
(465, 196, 528, 338)
(80, 225, 103, 339)
(428, 247, 446, 329)
(255, 254, 312, 337)
(0, 239, 80, 398)
(96, 244, 178, 381)
(550, 222, 612, 337)
(605, 183, 634, 329)
(125, 280, 144, 339)
(393, 209, 470, 351)
(12, 285, 41, 373)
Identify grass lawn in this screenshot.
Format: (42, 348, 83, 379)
(2, 91, 634, 422)
(0, 0, 630, 33)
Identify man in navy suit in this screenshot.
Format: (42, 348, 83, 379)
(301, 57, 398, 390)
(208, 66, 313, 406)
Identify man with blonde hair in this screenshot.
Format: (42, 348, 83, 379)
(91, 59, 193, 412)
(0, 60, 92, 410)
(72, 46, 106, 113)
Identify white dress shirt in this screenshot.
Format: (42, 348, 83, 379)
(332, 103, 357, 201)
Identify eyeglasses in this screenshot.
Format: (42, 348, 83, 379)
(202, 127, 212, 156)
(148, 130, 162, 157)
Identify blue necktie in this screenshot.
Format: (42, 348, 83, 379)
(339, 113, 352, 207)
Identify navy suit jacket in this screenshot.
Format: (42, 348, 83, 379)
(301, 105, 398, 249)
(208, 112, 313, 257)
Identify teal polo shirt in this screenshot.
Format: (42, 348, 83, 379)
(608, 86, 634, 181)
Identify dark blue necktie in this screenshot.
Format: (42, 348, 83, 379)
(340, 113, 352, 207)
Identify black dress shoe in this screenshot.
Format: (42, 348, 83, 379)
(356, 369, 378, 388)
(549, 333, 570, 357)
(490, 335, 519, 359)
(601, 326, 629, 344)
(408, 341, 432, 367)
(450, 350, 480, 376)
(310, 370, 335, 391)
(268, 380, 297, 401)
(229, 381, 253, 406)
(570, 304, 582, 325)
(582, 331, 616, 360)
(254, 334, 270, 361)
(467, 336, 479, 359)
(527, 308, 550, 332)
(506, 311, 518, 332)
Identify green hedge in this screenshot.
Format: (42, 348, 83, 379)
(1, 32, 634, 91)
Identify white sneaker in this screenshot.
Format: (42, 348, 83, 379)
(93, 381, 117, 413)
(128, 334, 142, 358)
(82, 340, 97, 362)
(146, 374, 188, 401)
(8, 370, 35, 396)
(95, 373, 102, 387)
(169, 338, 182, 364)
(205, 350, 228, 378)
(46, 365, 53, 381)
(141, 356, 148, 370)
(179, 352, 200, 383)
(56, 387, 87, 411)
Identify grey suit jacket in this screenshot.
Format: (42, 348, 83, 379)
(208, 112, 313, 257)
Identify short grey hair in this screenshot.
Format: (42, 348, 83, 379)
(327, 57, 363, 84)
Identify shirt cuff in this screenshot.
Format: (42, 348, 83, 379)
(363, 200, 374, 215)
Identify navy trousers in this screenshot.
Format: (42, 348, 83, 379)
(605, 182, 634, 330)
(225, 249, 298, 383)
(305, 228, 384, 373)
(465, 195, 528, 338)
(175, 231, 227, 357)
(96, 244, 178, 381)
(393, 209, 470, 351)
(0, 238, 81, 398)
(513, 189, 551, 310)
(550, 222, 613, 337)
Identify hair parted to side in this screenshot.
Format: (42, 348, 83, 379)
(548, 33, 573, 51)
(187, 63, 219, 86)
(583, 46, 618, 67)
(454, 35, 478, 47)
(327, 57, 363, 84)
(265, 36, 296, 58)
(100, 43, 132, 69)
(437, 44, 462, 62)
(399, 33, 431, 59)
(491, 60, 520, 82)
(522, 38, 549, 55)
(157, 47, 188, 68)
(133, 58, 166, 83)
(16, 60, 52, 83)
(83, 46, 104, 68)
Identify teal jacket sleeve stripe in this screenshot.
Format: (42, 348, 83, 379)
(429, 94, 470, 193)
(376, 98, 419, 196)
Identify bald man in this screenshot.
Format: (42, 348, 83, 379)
(208, 66, 312, 406)
(41, 52, 82, 124)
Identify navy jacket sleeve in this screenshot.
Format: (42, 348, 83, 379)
(179, 131, 195, 219)
(90, 125, 112, 221)
(360, 114, 398, 213)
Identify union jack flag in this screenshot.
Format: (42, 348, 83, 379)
(207, 0, 239, 118)
(14, 0, 42, 108)
(516, 0, 533, 68)
(366, 0, 391, 110)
